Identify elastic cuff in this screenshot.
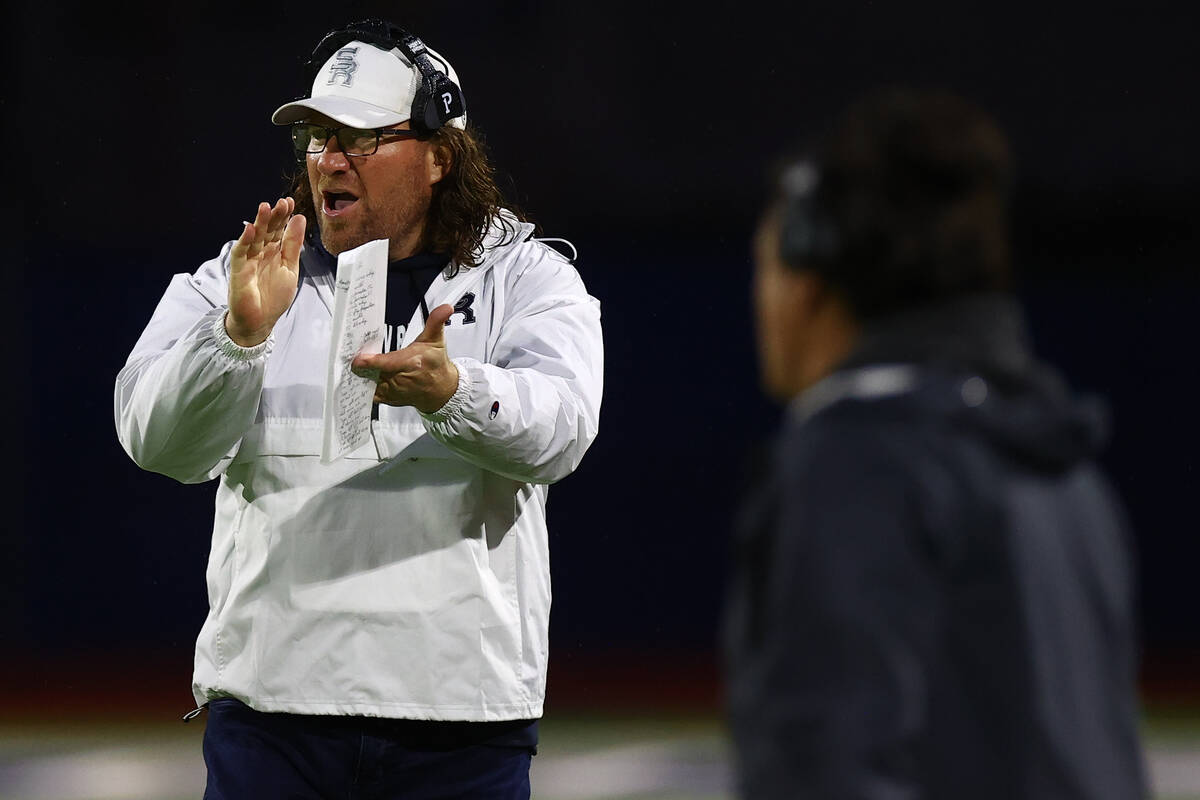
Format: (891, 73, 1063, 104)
(420, 358, 472, 423)
(212, 311, 274, 362)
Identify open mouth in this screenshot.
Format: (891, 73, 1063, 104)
(322, 190, 360, 217)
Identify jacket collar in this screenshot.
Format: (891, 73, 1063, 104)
(459, 209, 536, 274)
(789, 292, 1035, 424)
(838, 292, 1034, 385)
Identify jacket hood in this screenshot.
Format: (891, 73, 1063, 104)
(833, 293, 1110, 472)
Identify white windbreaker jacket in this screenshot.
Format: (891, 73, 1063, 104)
(114, 215, 603, 721)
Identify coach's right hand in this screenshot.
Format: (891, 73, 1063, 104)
(225, 197, 307, 347)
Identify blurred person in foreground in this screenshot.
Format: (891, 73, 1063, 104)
(721, 87, 1148, 799)
(114, 18, 602, 799)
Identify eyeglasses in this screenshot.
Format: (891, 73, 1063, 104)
(290, 123, 421, 158)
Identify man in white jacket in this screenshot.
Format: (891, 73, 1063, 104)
(113, 18, 602, 799)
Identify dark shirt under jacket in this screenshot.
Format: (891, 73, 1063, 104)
(722, 293, 1148, 800)
(384, 251, 450, 350)
(298, 235, 448, 351)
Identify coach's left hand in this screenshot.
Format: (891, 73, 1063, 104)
(352, 304, 460, 413)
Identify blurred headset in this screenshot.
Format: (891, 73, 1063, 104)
(778, 159, 842, 269)
(306, 18, 466, 135)
(778, 141, 997, 273)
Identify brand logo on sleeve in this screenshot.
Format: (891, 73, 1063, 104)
(327, 47, 359, 86)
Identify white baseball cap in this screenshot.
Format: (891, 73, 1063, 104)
(271, 39, 466, 130)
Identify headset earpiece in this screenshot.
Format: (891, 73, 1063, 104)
(392, 32, 466, 134)
(779, 160, 840, 269)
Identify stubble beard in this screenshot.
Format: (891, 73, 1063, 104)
(316, 199, 432, 260)
(315, 215, 363, 257)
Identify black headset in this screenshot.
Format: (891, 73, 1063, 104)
(306, 18, 466, 135)
(778, 159, 842, 269)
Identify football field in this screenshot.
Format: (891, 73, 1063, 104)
(3, 707, 1199, 800)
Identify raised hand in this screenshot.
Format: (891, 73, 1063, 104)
(351, 304, 460, 413)
(225, 198, 306, 346)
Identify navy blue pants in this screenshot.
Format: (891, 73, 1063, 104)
(202, 699, 534, 800)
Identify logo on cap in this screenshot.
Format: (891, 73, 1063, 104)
(327, 47, 359, 87)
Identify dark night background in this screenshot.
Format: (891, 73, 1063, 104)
(6, 1, 1197, 718)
